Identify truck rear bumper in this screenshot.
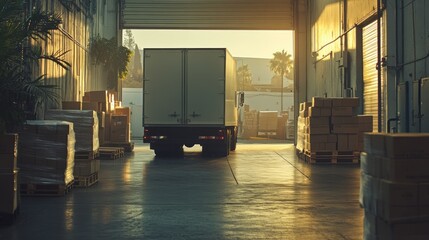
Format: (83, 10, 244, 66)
(143, 127, 228, 146)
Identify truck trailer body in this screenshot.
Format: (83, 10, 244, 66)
(143, 48, 242, 156)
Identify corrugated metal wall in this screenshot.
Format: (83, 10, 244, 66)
(121, 0, 294, 30)
(31, 0, 92, 105)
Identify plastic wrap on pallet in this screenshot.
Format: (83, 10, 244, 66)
(45, 110, 99, 152)
(18, 120, 75, 185)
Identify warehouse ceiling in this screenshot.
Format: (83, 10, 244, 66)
(121, 0, 295, 30)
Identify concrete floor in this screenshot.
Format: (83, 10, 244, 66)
(0, 141, 363, 240)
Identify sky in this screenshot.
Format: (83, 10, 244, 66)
(131, 30, 294, 59)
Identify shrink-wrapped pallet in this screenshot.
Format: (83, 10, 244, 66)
(45, 110, 99, 152)
(19, 120, 75, 185)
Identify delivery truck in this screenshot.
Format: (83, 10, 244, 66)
(143, 48, 243, 156)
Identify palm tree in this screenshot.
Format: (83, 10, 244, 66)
(270, 50, 293, 112)
(237, 64, 252, 91)
(0, 0, 70, 133)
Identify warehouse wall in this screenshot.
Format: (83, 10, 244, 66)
(306, 0, 429, 133)
(390, 0, 429, 133)
(28, 0, 120, 109)
(307, 0, 377, 98)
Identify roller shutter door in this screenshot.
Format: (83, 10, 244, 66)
(362, 20, 385, 132)
(121, 0, 294, 30)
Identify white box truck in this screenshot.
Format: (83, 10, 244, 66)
(143, 48, 243, 156)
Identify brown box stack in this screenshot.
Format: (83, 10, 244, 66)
(297, 97, 373, 156)
(276, 114, 288, 139)
(18, 121, 75, 186)
(242, 110, 258, 138)
(110, 115, 129, 143)
(258, 111, 278, 132)
(45, 110, 99, 153)
(360, 133, 429, 239)
(0, 134, 19, 215)
(62, 101, 82, 110)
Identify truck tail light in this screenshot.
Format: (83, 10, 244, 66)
(144, 129, 166, 140)
(198, 130, 225, 140)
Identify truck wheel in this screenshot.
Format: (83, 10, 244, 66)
(220, 129, 231, 157)
(230, 128, 237, 151)
(154, 145, 183, 157)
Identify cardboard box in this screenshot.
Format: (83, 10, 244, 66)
(306, 117, 330, 126)
(384, 133, 429, 158)
(258, 111, 278, 131)
(83, 91, 108, 103)
(98, 127, 105, 145)
(62, 101, 82, 110)
(363, 133, 386, 156)
(364, 211, 429, 240)
(74, 159, 100, 176)
(97, 112, 105, 128)
(114, 107, 131, 124)
(360, 152, 382, 177)
(336, 134, 358, 151)
(110, 116, 129, 142)
(306, 125, 330, 135)
(308, 107, 331, 117)
(82, 102, 102, 112)
(306, 142, 336, 152)
(331, 116, 358, 124)
(312, 97, 332, 107)
(104, 113, 112, 142)
(332, 124, 359, 134)
(306, 134, 337, 144)
(381, 157, 429, 182)
(331, 107, 354, 116)
(331, 97, 359, 107)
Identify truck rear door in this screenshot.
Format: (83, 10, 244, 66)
(143, 49, 184, 125)
(186, 49, 225, 125)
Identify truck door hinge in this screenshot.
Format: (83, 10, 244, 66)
(190, 112, 201, 118)
(169, 112, 179, 118)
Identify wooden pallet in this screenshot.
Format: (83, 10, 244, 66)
(99, 147, 124, 160)
(20, 181, 74, 196)
(74, 172, 99, 188)
(299, 151, 360, 164)
(75, 149, 99, 160)
(102, 142, 134, 152)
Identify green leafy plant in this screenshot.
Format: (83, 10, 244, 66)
(0, 0, 70, 133)
(89, 36, 131, 89)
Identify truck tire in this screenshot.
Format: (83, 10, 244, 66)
(230, 127, 237, 151)
(220, 129, 231, 157)
(202, 130, 230, 157)
(154, 144, 183, 157)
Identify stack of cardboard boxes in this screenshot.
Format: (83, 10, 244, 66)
(111, 107, 131, 143)
(45, 110, 99, 154)
(242, 110, 258, 138)
(360, 133, 429, 239)
(18, 121, 75, 189)
(0, 134, 19, 221)
(258, 111, 278, 135)
(296, 97, 373, 162)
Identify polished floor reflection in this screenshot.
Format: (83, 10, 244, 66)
(0, 141, 363, 240)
